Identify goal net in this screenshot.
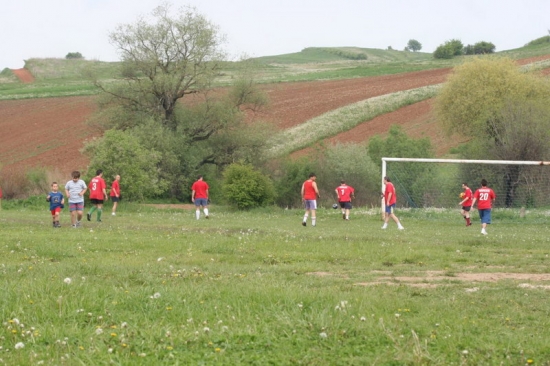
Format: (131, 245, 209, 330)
(382, 158, 550, 209)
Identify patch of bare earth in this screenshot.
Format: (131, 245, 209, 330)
(11, 68, 35, 83)
(0, 96, 99, 176)
(308, 270, 550, 289)
(1, 55, 549, 174)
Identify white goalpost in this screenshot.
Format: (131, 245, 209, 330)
(381, 157, 550, 209)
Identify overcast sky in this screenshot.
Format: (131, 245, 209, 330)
(1, 0, 549, 69)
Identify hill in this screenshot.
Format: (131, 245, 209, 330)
(1, 43, 550, 182)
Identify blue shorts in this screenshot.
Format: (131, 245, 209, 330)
(69, 202, 84, 212)
(339, 201, 352, 209)
(478, 209, 492, 224)
(385, 203, 395, 214)
(304, 200, 317, 210)
(194, 198, 208, 207)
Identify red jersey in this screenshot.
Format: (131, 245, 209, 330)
(336, 184, 354, 202)
(384, 182, 396, 205)
(89, 176, 106, 200)
(474, 187, 496, 210)
(192, 180, 209, 199)
(302, 180, 318, 200)
(110, 180, 120, 197)
(462, 188, 473, 206)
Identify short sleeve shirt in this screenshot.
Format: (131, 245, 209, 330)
(336, 185, 354, 202)
(65, 179, 87, 203)
(192, 180, 209, 199)
(384, 182, 396, 206)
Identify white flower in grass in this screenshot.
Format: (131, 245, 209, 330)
(462, 350, 469, 355)
(95, 328, 103, 335)
(63, 278, 72, 285)
(150, 292, 161, 299)
(395, 313, 401, 318)
(12, 318, 20, 325)
(121, 322, 128, 328)
(360, 316, 366, 322)
(319, 332, 327, 338)
(203, 327, 210, 333)
(15, 342, 25, 349)
(139, 353, 146, 357)
(108, 348, 113, 353)
(187, 318, 193, 323)
(157, 257, 164, 262)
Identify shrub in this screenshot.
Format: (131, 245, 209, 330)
(433, 39, 463, 59)
(65, 52, 84, 59)
(222, 164, 275, 210)
(272, 158, 315, 209)
(0, 167, 54, 199)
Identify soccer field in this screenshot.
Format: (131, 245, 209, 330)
(1, 205, 550, 365)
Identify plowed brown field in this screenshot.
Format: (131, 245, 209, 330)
(1, 55, 549, 176)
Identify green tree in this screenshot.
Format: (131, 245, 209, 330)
(90, 5, 269, 200)
(65, 52, 84, 59)
(436, 57, 550, 206)
(368, 125, 434, 207)
(433, 39, 463, 59)
(407, 39, 422, 52)
(222, 164, 275, 210)
(83, 130, 168, 201)
(100, 4, 226, 131)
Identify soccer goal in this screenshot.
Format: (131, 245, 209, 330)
(381, 157, 550, 209)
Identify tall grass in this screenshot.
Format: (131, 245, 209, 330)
(1, 205, 550, 364)
(267, 85, 442, 158)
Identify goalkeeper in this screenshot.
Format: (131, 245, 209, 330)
(458, 182, 473, 226)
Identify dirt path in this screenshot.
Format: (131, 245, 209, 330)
(11, 68, 35, 83)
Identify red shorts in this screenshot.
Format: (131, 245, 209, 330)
(50, 207, 61, 216)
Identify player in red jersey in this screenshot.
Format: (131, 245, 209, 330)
(191, 175, 209, 220)
(110, 174, 121, 216)
(87, 169, 107, 222)
(335, 180, 355, 220)
(459, 182, 473, 226)
(382, 176, 404, 230)
(471, 179, 496, 235)
(301, 173, 320, 227)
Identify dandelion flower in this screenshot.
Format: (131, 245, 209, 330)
(64, 278, 72, 284)
(462, 350, 469, 355)
(360, 316, 366, 321)
(203, 327, 210, 333)
(95, 328, 103, 335)
(150, 292, 161, 299)
(15, 342, 25, 349)
(319, 332, 328, 338)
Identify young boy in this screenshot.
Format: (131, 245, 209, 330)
(65, 171, 87, 228)
(46, 182, 65, 228)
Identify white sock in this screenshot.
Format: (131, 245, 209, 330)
(312, 218, 316, 226)
(196, 210, 200, 220)
(303, 214, 308, 222)
(204, 208, 209, 216)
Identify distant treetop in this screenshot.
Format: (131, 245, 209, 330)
(65, 52, 84, 60)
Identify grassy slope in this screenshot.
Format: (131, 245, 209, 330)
(2, 41, 549, 100)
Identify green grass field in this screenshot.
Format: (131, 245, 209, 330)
(2, 203, 550, 365)
(2, 42, 550, 100)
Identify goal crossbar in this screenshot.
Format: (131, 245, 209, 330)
(381, 157, 550, 207)
(381, 158, 550, 189)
